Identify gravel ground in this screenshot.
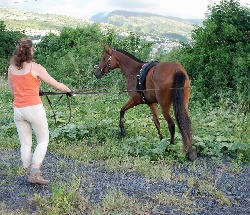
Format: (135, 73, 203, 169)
(0, 149, 249, 215)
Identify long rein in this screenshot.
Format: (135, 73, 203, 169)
(42, 51, 191, 125)
(40, 90, 107, 126)
(41, 86, 190, 126)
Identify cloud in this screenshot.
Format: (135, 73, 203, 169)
(1, 0, 249, 20)
(90, 0, 210, 18)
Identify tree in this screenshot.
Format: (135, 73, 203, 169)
(0, 21, 25, 76)
(179, 0, 250, 112)
(34, 23, 153, 89)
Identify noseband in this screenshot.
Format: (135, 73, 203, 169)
(94, 51, 112, 76)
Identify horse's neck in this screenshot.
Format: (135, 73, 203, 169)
(116, 53, 142, 78)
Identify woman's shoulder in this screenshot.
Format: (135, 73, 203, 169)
(31, 62, 48, 78)
(32, 62, 47, 72)
(8, 64, 16, 69)
(32, 62, 42, 68)
(8, 64, 19, 74)
(8, 64, 12, 70)
(8, 65, 13, 74)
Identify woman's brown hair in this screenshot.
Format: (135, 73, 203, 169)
(10, 38, 34, 69)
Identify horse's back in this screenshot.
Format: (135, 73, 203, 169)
(146, 62, 190, 104)
(155, 62, 186, 76)
(153, 62, 189, 81)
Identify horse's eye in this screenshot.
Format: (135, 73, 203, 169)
(102, 57, 105, 60)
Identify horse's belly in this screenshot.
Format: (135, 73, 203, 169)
(144, 91, 158, 103)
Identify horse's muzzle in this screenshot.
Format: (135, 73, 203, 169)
(93, 65, 103, 79)
(94, 71, 102, 79)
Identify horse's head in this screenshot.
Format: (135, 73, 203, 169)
(94, 45, 113, 79)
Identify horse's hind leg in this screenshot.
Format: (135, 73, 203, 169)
(119, 98, 140, 137)
(160, 104, 175, 145)
(149, 103, 163, 140)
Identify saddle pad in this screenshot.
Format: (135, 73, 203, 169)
(137, 60, 159, 92)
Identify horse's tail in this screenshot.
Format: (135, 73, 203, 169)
(172, 72, 197, 161)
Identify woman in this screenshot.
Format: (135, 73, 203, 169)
(8, 38, 73, 185)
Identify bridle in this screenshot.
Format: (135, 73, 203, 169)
(94, 50, 113, 76)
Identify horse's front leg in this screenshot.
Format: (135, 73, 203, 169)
(119, 98, 140, 137)
(149, 103, 163, 140)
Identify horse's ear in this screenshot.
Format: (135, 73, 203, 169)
(105, 45, 112, 53)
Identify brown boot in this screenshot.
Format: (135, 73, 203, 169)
(26, 166, 31, 175)
(27, 168, 50, 185)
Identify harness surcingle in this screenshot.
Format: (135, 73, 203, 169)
(137, 60, 159, 103)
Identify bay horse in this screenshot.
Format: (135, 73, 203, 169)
(94, 45, 197, 161)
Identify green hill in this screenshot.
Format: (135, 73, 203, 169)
(0, 6, 89, 38)
(0, 6, 203, 41)
(90, 10, 203, 40)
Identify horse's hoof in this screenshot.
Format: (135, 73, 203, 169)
(120, 129, 127, 137)
(165, 148, 172, 153)
(186, 148, 197, 162)
(159, 134, 163, 140)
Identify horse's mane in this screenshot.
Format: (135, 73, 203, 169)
(115, 49, 145, 63)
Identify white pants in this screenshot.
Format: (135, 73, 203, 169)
(14, 104, 49, 169)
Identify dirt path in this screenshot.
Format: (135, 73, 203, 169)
(0, 149, 249, 214)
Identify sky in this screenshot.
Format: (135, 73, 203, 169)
(0, 0, 249, 20)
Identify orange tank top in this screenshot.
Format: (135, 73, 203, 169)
(10, 64, 42, 108)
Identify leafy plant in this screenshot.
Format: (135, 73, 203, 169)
(177, 0, 250, 112)
(0, 21, 25, 77)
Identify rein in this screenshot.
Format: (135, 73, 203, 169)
(42, 92, 71, 127)
(40, 90, 106, 126)
(41, 87, 190, 126)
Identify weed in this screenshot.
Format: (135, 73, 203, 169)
(31, 178, 90, 214)
(231, 152, 244, 173)
(153, 191, 180, 206)
(92, 189, 154, 215)
(196, 180, 231, 206)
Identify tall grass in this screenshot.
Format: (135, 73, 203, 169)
(1, 75, 249, 164)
